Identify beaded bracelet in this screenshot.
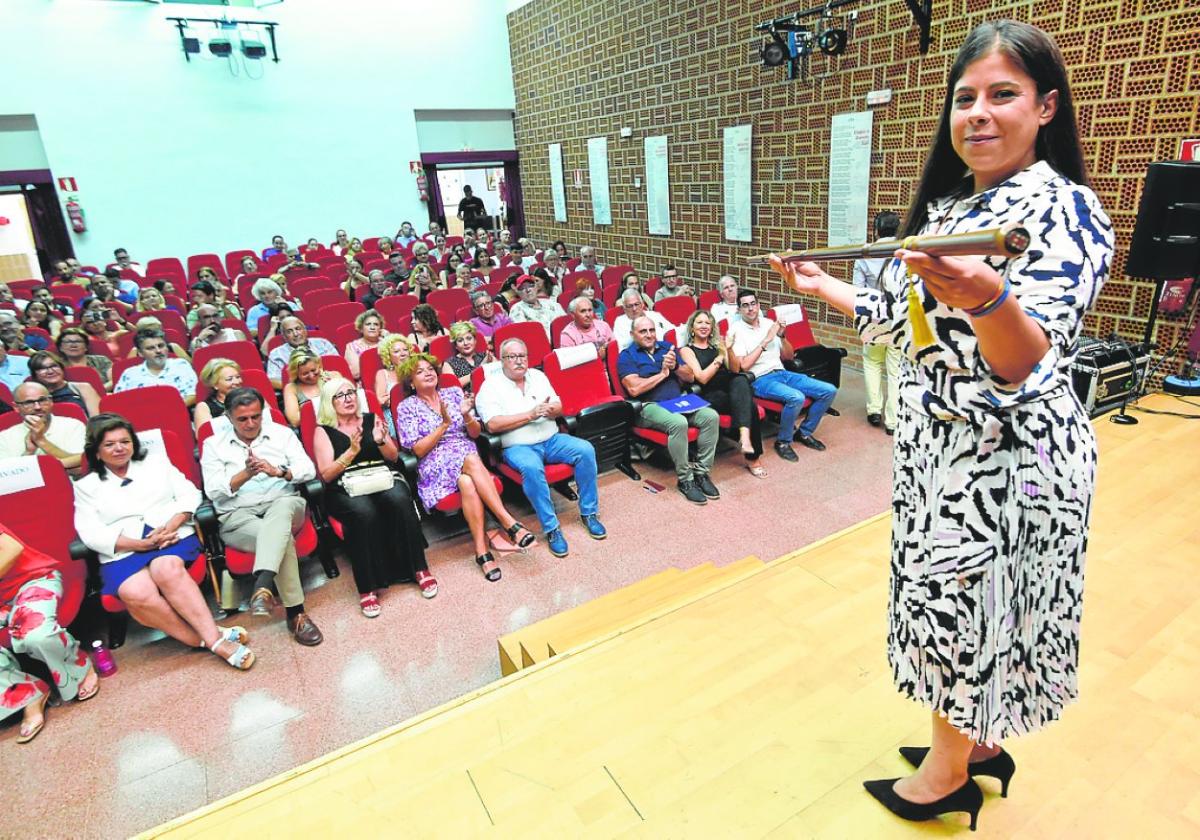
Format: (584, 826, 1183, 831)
(965, 279, 1011, 318)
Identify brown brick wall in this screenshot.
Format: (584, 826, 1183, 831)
(507, 0, 1200, 371)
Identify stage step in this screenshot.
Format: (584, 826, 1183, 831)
(499, 556, 766, 674)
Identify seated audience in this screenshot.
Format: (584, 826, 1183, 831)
(303, 237, 323, 254)
(128, 316, 191, 361)
(560, 296, 613, 350)
(56, 327, 113, 390)
(263, 234, 288, 259)
(678, 310, 765, 477)
(0, 342, 32, 391)
(441, 253, 466, 288)
(409, 304, 447, 352)
(193, 358, 244, 432)
(710, 275, 740, 323)
(283, 349, 331, 428)
(357, 271, 394, 310)
(653, 265, 693, 301)
(469, 292, 512, 340)
(80, 307, 127, 357)
(508, 275, 566, 336)
(516, 238, 539, 272)
(408, 264, 441, 302)
(27, 351, 101, 417)
(551, 240, 568, 259)
(395, 354, 535, 582)
(312, 377, 435, 614)
(112, 248, 144, 276)
(103, 266, 140, 304)
(476, 338, 606, 557)
(618, 317, 720, 505)
(441, 321, 493, 391)
(727, 289, 837, 459)
(83, 274, 131, 318)
(383, 252, 410, 286)
(48, 259, 85, 288)
(190, 304, 247, 352)
(245, 278, 286, 334)
(0, 282, 25, 313)
(579, 245, 605, 275)
(265, 317, 336, 389)
(613, 289, 673, 351)
(200, 388, 323, 646)
(74, 414, 254, 670)
(620, 271, 655, 310)
(541, 250, 567, 290)
(374, 333, 413, 427)
(332, 229, 351, 255)
(472, 249, 496, 281)
(532, 267, 559, 300)
(255, 302, 297, 349)
(377, 236, 396, 258)
(232, 255, 262, 293)
(135, 287, 168, 313)
(0, 520, 99, 744)
(345, 309, 385, 381)
(115, 330, 198, 406)
(30, 286, 73, 321)
(22, 300, 64, 342)
(453, 264, 475, 290)
(0, 382, 86, 471)
(1, 312, 46, 352)
(188, 279, 242, 326)
(152, 279, 180, 299)
(394, 222, 418, 247)
(573, 276, 607, 320)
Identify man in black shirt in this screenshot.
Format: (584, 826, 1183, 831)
(457, 186, 488, 230)
(359, 271, 396, 310)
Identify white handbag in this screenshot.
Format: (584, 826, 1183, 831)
(339, 465, 395, 497)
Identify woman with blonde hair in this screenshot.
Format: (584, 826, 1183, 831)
(395, 354, 535, 582)
(192, 358, 243, 432)
(677, 310, 765, 477)
(312, 377, 435, 614)
(282, 349, 329, 427)
(374, 333, 414, 419)
(345, 309, 387, 381)
(135, 287, 167, 313)
(441, 321, 492, 391)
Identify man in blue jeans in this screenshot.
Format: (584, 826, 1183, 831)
(475, 338, 607, 558)
(727, 289, 837, 461)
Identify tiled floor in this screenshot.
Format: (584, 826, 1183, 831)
(5, 373, 895, 838)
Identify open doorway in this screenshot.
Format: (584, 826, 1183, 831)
(436, 166, 504, 237)
(419, 151, 524, 239)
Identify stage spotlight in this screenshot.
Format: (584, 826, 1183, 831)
(818, 27, 848, 56)
(760, 30, 790, 67)
(209, 38, 232, 57)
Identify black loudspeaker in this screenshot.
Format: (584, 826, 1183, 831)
(1126, 161, 1200, 279)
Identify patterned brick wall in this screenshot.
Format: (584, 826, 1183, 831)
(507, 0, 1200, 371)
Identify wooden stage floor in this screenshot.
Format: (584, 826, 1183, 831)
(146, 393, 1200, 838)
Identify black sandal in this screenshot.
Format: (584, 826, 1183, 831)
(475, 552, 501, 582)
(505, 521, 536, 550)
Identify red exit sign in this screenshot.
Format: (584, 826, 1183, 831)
(1181, 139, 1200, 161)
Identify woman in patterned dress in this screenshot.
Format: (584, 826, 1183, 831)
(771, 21, 1113, 829)
(394, 354, 535, 582)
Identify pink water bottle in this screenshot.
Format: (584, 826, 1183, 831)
(91, 640, 118, 678)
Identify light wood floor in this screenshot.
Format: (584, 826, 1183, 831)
(146, 394, 1200, 839)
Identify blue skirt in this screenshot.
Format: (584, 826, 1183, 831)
(100, 528, 203, 597)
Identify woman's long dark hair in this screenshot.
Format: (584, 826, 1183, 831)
(902, 20, 1088, 237)
(84, 413, 146, 478)
(410, 304, 444, 336)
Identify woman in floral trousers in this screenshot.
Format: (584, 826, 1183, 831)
(1, 522, 98, 744)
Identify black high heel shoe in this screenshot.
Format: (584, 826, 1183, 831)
(898, 746, 1016, 797)
(505, 521, 536, 550)
(475, 552, 501, 582)
(863, 777, 983, 831)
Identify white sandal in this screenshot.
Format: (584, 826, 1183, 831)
(205, 629, 255, 670)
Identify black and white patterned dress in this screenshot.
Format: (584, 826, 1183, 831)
(854, 161, 1114, 744)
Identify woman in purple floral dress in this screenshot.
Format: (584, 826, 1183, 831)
(395, 354, 536, 581)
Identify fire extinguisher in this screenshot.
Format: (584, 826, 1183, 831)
(66, 196, 87, 234)
(415, 173, 429, 203)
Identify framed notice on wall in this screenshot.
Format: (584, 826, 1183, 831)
(644, 135, 671, 236)
(827, 111, 874, 246)
(548, 143, 567, 222)
(723, 124, 752, 242)
(587, 136, 612, 225)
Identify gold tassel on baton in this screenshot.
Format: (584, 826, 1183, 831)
(901, 236, 936, 349)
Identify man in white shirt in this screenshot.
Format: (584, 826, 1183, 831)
(508, 276, 566, 337)
(200, 388, 323, 646)
(726, 289, 837, 460)
(114, 330, 198, 407)
(0, 382, 85, 473)
(709, 275, 741, 324)
(112, 247, 144, 276)
(265, 317, 337, 388)
(852, 210, 903, 434)
(653, 265, 693, 301)
(612, 289, 673, 350)
(578, 245, 605, 276)
(476, 338, 605, 558)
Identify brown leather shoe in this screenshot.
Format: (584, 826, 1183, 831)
(248, 587, 275, 616)
(288, 612, 323, 646)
